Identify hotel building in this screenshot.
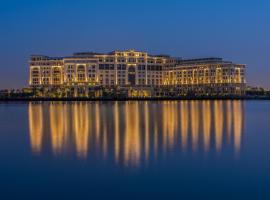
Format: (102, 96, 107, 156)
(29, 50, 246, 96)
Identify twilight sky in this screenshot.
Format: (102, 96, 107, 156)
(0, 0, 269, 89)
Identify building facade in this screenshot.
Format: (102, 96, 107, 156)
(163, 58, 246, 96)
(29, 50, 246, 96)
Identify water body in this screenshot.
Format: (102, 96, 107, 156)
(0, 101, 269, 199)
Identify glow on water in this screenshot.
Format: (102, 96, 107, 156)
(1, 100, 270, 199)
(28, 101, 244, 166)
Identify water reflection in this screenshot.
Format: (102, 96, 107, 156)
(28, 103, 43, 154)
(214, 101, 223, 152)
(203, 101, 211, 152)
(28, 101, 245, 166)
(73, 103, 89, 158)
(49, 103, 67, 155)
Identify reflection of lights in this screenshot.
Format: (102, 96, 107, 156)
(50, 103, 66, 155)
(101, 105, 108, 158)
(28, 101, 245, 166)
(191, 101, 199, 151)
(233, 101, 243, 154)
(124, 102, 140, 167)
(114, 102, 120, 163)
(95, 103, 101, 147)
(214, 101, 223, 152)
(226, 101, 232, 144)
(163, 102, 177, 151)
(180, 101, 188, 150)
(144, 102, 150, 162)
(203, 101, 211, 152)
(29, 103, 43, 154)
(73, 103, 89, 158)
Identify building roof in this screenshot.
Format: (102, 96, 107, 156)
(178, 57, 232, 65)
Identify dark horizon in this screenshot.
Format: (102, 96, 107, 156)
(1, 0, 270, 89)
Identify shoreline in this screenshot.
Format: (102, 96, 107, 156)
(1, 96, 270, 101)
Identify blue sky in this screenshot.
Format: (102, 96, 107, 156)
(0, 0, 270, 89)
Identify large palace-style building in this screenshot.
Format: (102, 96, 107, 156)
(29, 50, 246, 96)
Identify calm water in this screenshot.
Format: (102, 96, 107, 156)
(0, 100, 270, 199)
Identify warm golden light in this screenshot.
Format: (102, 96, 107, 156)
(203, 101, 211, 152)
(163, 102, 178, 151)
(226, 101, 232, 144)
(214, 101, 223, 152)
(30, 51, 246, 97)
(144, 102, 150, 162)
(28, 103, 43, 153)
(233, 101, 243, 154)
(124, 102, 141, 167)
(191, 101, 199, 151)
(180, 101, 188, 150)
(28, 101, 245, 166)
(50, 103, 67, 155)
(73, 103, 89, 158)
(114, 102, 120, 163)
(95, 103, 101, 147)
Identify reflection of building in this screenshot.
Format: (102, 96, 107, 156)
(28, 101, 245, 166)
(124, 102, 140, 166)
(202, 101, 211, 151)
(49, 103, 67, 155)
(29, 50, 246, 96)
(73, 103, 89, 158)
(233, 101, 244, 153)
(28, 103, 43, 153)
